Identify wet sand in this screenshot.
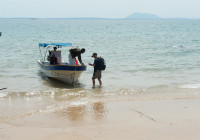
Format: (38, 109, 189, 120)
(1, 98, 200, 140)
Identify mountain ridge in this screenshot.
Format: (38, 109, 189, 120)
(126, 12, 160, 19)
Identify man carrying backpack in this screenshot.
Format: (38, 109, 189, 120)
(89, 53, 105, 87)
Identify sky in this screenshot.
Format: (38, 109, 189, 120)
(0, 0, 200, 18)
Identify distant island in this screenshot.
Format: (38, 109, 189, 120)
(1, 12, 199, 19)
(126, 12, 160, 20)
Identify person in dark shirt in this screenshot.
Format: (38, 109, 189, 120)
(50, 53, 57, 65)
(69, 48, 85, 65)
(49, 47, 57, 64)
(89, 53, 102, 87)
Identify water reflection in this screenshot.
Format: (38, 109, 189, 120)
(92, 102, 106, 120)
(64, 101, 107, 121)
(66, 105, 86, 121)
(57, 100, 107, 122)
(42, 76, 108, 121)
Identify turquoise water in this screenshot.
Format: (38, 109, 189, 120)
(1, 19, 200, 95)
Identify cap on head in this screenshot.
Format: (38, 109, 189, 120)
(53, 47, 57, 50)
(91, 53, 97, 57)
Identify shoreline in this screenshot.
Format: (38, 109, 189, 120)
(1, 98, 200, 140)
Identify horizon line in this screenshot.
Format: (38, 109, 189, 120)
(0, 17, 200, 20)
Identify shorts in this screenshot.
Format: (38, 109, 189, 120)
(92, 70, 102, 79)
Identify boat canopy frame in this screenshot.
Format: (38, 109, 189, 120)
(39, 43, 72, 47)
(38, 43, 73, 62)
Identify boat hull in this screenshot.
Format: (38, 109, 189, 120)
(37, 60, 86, 84)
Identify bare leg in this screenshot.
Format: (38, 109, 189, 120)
(92, 79, 95, 87)
(98, 78, 102, 86)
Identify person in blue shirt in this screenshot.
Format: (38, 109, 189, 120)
(89, 53, 102, 87)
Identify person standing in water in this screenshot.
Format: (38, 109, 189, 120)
(89, 53, 102, 87)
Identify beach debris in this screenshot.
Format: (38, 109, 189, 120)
(0, 88, 7, 90)
(133, 109, 157, 123)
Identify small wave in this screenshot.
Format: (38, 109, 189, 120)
(172, 45, 184, 48)
(4, 91, 43, 98)
(0, 93, 6, 98)
(70, 101, 88, 106)
(179, 84, 200, 89)
(192, 39, 199, 42)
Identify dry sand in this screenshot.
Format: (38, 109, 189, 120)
(1, 99, 200, 140)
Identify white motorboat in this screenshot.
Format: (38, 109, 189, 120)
(37, 43, 86, 85)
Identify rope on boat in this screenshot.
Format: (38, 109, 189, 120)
(71, 72, 75, 87)
(71, 66, 77, 87)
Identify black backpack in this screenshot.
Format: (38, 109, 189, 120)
(98, 57, 106, 70)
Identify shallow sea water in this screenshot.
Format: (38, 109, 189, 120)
(1, 19, 200, 123)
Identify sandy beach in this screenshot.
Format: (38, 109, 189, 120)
(1, 97, 200, 140)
